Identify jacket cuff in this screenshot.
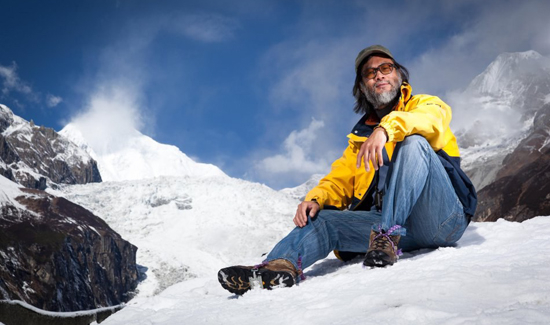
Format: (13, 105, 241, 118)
(378, 121, 395, 142)
(305, 194, 324, 209)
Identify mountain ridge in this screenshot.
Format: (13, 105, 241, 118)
(60, 122, 226, 182)
(0, 104, 101, 190)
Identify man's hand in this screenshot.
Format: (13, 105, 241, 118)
(294, 200, 320, 228)
(356, 127, 388, 171)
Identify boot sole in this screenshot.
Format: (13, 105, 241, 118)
(363, 250, 396, 268)
(218, 266, 295, 295)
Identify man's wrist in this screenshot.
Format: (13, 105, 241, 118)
(375, 126, 388, 141)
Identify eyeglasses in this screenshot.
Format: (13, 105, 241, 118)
(362, 63, 396, 80)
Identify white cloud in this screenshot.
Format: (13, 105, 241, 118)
(46, 94, 63, 107)
(171, 13, 239, 42)
(0, 62, 33, 96)
(67, 10, 240, 148)
(70, 84, 145, 155)
(0, 62, 63, 108)
(252, 119, 332, 187)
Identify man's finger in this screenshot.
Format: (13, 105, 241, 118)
(293, 208, 301, 227)
(369, 147, 378, 170)
(377, 147, 384, 168)
(356, 148, 363, 168)
(364, 150, 370, 171)
(308, 204, 319, 218)
(298, 204, 308, 227)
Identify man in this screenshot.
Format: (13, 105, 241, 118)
(218, 45, 477, 295)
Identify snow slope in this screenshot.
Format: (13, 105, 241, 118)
(60, 123, 226, 182)
(52, 176, 300, 296)
(0, 175, 25, 210)
(98, 217, 550, 325)
(280, 174, 324, 201)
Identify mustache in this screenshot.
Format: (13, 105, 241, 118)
(374, 80, 390, 87)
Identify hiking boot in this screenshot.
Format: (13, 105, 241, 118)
(363, 227, 402, 267)
(218, 259, 297, 295)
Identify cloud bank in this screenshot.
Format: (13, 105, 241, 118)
(0, 62, 32, 96)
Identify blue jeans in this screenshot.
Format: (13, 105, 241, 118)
(266, 135, 469, 270)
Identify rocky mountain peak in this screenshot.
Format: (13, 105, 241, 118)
(465, 50, 550, 114)
(0, 104, 102, 189)
(454, 51, 550, 222)
(0, 105, 15, 130)
(0, 176, 139, 311)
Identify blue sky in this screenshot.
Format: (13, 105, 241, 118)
(2, 0, 550, 189)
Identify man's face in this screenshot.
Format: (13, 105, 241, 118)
(361, 55, 402, 109)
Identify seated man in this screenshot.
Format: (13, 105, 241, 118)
(218, 45, 477, 295)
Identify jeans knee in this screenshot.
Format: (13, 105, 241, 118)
(396, 135, 431, 159)
(402, 135, 429, 148)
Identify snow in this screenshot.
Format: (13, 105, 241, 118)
(94, 217, 550, 325)
(280, 174, 324, 201)
(0, 175, 26, 210)
(50, 173, 550, 324)
(452, 50, 550, 149)
(450, 51, 550, 190)
(52, 176, 300, 296)
(60, 123, 226, 182)
(466, 50, 543, 96)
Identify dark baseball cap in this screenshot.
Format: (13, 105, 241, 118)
(355, 45, 394, 72)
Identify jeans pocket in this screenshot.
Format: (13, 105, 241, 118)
(434, 211, 466, 246)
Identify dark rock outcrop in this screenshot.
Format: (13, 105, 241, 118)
(473, 104, 550, 222)
(0, 187, 138, 312)
(0, 104, 101, 190)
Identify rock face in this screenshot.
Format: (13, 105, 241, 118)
(473, 104, 550, 222)
(0, 104, 101, 190)
(454, 51, 550, 222)
(0, 184, 138, 312)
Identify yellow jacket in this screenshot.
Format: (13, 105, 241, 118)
(305, 83, 461, 211)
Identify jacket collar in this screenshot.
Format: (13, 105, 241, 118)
(395, 82, 412, 111)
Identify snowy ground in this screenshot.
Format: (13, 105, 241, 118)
(49, 175, 550, 325)
(95, 216, 550, 324)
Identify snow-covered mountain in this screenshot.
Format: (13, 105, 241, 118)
(60, 123, 226, 182)
(447, 51, 550, 221)
(451, 50, 550, 190)
(280, 173, 323, 201)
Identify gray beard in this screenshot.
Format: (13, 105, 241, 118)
(362, 76, 402, 110)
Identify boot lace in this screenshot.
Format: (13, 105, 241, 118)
(371, 225, 403, 256)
